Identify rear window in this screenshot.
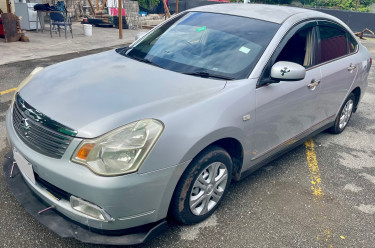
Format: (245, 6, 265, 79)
(348, 34, 358, 53)
(319, 26, 347, 63)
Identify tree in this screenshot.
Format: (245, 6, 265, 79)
(138, 0, 161, 9)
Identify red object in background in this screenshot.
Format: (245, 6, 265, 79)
(0, 18, 5, 37)
(109, 8, 126, 16)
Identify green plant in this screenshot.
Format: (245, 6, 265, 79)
(138, 0, 161, 9)
(230, 0, 375, 12)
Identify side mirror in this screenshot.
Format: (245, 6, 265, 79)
(135, 31, 148, 41)
(271, 61, 306, 81)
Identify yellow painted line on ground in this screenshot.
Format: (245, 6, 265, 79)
(305, 138, 324, 197)
(304, 138, 334, 247)
(0, 88, 17, 95)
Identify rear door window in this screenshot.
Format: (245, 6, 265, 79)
(318, 26, 347, 63)
(348, 34, 358, 53)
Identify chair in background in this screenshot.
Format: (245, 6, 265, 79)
(50, 11, 73, 39)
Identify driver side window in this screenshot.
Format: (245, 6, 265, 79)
(275, 27, 316, 68)
(259, 24, 316, 85)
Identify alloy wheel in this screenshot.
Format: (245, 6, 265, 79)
(339, 99, 354, 130)
(189, 162, 228, 216)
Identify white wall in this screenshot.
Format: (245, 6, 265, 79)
(371, 3, 375, 13)
(0, 0, 15, 13)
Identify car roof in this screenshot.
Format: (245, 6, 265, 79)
(189, 3, 316, 24)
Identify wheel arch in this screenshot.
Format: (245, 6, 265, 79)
(180, 131, 245, 183)
(210, 138, 244, 181)
(168, 137, 244, 220)
(352, 87, 361, 113)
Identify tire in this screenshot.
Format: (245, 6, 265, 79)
(170, 146, 233, 224)
(329, 93, 355, 134)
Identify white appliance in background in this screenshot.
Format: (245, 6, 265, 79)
(15, 2, 41, 30)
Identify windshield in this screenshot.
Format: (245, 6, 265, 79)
(120, 12, 280, 80)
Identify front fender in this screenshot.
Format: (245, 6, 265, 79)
(179, 127, 246, 163)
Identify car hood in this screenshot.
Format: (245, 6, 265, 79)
(19, 50, 226, 138)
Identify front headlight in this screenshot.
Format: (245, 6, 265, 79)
(11, 67, 44, 106)
(71, 119, 164, 176)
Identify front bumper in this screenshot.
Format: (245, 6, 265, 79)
(5, 107, 191, 244)
(3, 153, 167, 245)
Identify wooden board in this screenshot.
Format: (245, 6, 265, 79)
(2, 13, 22, 42)
(101, 0, 108, 11)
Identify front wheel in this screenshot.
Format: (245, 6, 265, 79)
(170, 146, 232, 224)
(329, 93, 355, 134)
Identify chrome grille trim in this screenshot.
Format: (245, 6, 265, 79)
(12, 94, 76, 159)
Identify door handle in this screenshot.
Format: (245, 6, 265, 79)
(347, 64, 356, 72)
(307, 79, 321, 90)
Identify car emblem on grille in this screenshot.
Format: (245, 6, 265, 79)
(21, 118, 30, 137)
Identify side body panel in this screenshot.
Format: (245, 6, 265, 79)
(319, 54, 359, 118)
(253, 67, 322, 162)
(243, 13, 370, 175)
(175, 79, 256, 169)
(316, 21, 360, 118)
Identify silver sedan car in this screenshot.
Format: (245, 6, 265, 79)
(4, 3, 371, 245)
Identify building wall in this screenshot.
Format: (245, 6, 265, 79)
(42, 0, 115, 18)
(0, 0, 15, 13)
(0, 1, 6, 13)
(371, 3, 375, 13)
(40, 0, 138, 19)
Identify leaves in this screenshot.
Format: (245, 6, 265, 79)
(138, 0, 161, 9)
(229, 0, 375, 12)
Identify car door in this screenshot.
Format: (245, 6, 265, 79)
(316, 21, 359, 119)
(251, 21, 326, 163)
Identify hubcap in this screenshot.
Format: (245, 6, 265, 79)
(189, 162, 228, 216)
(207, 184, 214, 194)
(339, 99, 354, 130)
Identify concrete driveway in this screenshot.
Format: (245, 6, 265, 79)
(0, 23, 140, 65)
(0, 40, 374, 248)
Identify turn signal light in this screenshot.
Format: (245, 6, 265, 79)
(76, 143, 95, 160)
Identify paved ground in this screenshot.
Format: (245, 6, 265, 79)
(0, 23, 142, 65)
(0, 40, 374, 248)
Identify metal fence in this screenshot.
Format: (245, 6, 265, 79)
(166, 1, 375, 33)
(311, 8, 375, 32)
(167, 0, 223, 13)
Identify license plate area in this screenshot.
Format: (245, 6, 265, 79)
(13, 148, 36, 184)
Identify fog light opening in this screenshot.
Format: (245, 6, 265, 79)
(70, 196, 113, 222)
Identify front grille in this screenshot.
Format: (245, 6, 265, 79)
(12, 94, 76, 159)
(35, 173, 71, 201)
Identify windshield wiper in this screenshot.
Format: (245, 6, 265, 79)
(115, 47, 131, 56)
(116, 49, 163, 69)
(131, 56, 163, 68)
(182, 71, 235, 81)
